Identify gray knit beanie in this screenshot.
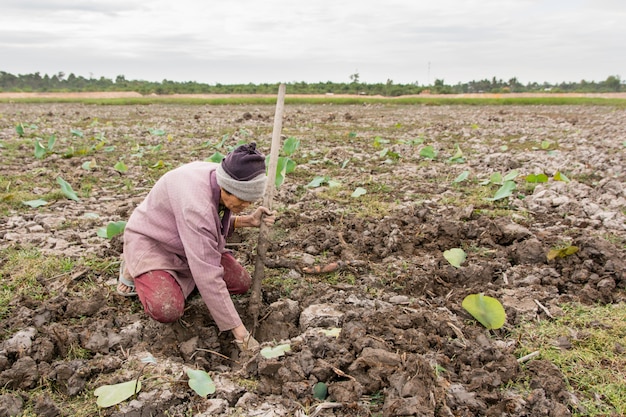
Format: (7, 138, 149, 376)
(216, 143, 267, 202)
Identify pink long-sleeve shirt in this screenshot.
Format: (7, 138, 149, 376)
(122, 161, 240, 331)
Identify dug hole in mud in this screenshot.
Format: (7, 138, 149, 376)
(0, 102, 625, 417)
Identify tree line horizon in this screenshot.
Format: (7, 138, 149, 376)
(0, 70, 622, 96)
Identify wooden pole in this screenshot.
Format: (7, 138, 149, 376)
(250, 83, 286, 334)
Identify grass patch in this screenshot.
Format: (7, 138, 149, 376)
(512, 302, 626, 416)
(0, 246, 75, 324)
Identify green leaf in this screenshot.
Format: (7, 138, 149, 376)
(16, 123, 25, 137)
(71, 129, 84, 138)
(503, 170, 519, 182)
(149, 128, 166, 136)
(373, 136, 389, 148)
(313, 382, 328, 400)
(443, 248, 466, 268)
(489, 172, 503, 185)
(285, 158, 297, 174)
(351, 187, 367, 198)
(34, 140, 46, 159)
(274, 157, 289, 188)
(94, 380, 141, 408)
(540, 140, 551, 150)
(448, 145, 464, 163)
(419, 145, 437, 160)
(486, 180, 516, 201)
(47, 134, 56, 151)
(56, 177, 80, 201)
(453, 171, 469, 183)
(283, 136, 300, 156)
(97, 221, 127, 239)
(462, 293, 506, 330)
(307, 176, 328, 188)
(82, 159, 97, 171)
(22, 199, 48, 208)
(260, 343, 291, 359)
(525, 173, 549, 183)
(328, 179, 341, 188)
(547, 245, 579, 261)
(114, 161, 128, 173)
(186, 369, 216, 397)
(206, 151, 225, 163)
(554, 171, 570, 183)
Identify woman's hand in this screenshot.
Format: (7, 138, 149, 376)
(232, 324, 260, 352)
(236, 206, 275, 228)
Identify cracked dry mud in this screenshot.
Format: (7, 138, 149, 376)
(1, 101, 625, 417)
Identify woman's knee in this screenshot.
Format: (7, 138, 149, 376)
(135, 270, 185, 323)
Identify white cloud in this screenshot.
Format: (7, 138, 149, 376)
(1, 0, 624, 84)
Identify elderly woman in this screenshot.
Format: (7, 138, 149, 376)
(117, 143, 274, 351)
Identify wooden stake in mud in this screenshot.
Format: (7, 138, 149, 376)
(250, 83, 286, 334)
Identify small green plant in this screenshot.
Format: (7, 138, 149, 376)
(547, 244, 578, 261)
(447, 144, 465, 163)
(443, 248, 466, 268)
(525, 173, 549, 183)
(306, 176, 341, 188)
(22, 199, 48, 208)
(260, 343, 291, 358)
(372, 136, 389, 148)
(94, 380, 142, 408)
(554, 171, 570, 183)
(186, 368, 216, 397)
(57, 177, 80, 201)
(313, 382, 328, 400)
(149, 128, 166, 136)
(268, 136, 300, 188)
(351, 187, 367, 198)
(34, 134, 56, 159)
(82, 159, 98, 171)
(114, 161, 128, 173)
(453, 170, 470, 184)
(97, 221, 127, 239)
(480, 170, 519, 201)
(419, 145, 437, 160)
(206, 151, 226, 163)
(479, 170, 519, 186)
(379, 147, 400, 162)
(462, 293, 506, 330)
(16, 122, 38, 137)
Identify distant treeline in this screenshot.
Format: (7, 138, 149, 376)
(0, 71, 622, 96)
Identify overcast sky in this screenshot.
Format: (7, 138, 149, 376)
(1, 0, 624, 86)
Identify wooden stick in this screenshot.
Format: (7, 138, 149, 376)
(517, 350, 540, 363)
(250, 83, 286, 334)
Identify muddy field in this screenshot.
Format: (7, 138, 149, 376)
(0, 101, 625, 416)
